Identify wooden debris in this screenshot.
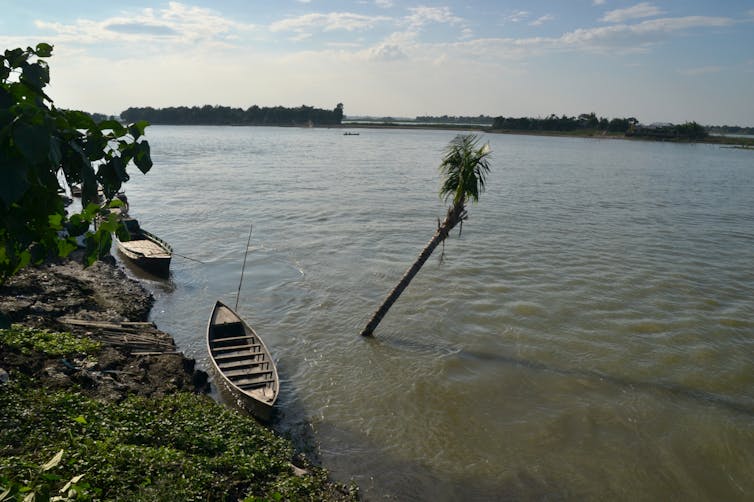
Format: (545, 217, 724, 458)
(58, 317, 177, 355)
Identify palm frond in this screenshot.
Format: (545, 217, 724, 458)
(439, 134, 492, 207)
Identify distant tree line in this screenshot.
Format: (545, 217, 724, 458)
(491, 113, 637, 133)
(415, 115, 495, 125)
(491, 113, 708, 140)
(120, 103, 344, 126)
(706, 125, 754, 136)
(627, 121, 708, 140)
(89, 112, 119, 123)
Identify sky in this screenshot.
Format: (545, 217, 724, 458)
(2, 1, 753, 126)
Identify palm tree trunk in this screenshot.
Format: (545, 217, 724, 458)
(360, 205, 464, 337)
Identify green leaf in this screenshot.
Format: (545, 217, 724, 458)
(64, 110, 96, 130)
(41, 449, 64, 471)
(12, 122, 50, 164)
(48, 213, 63, 230)
(20, 62, 49, 91)
(115, 221, 130, 241)
(13, 250, 32, 275)
(0, 44, 153, 283)
(73, 415, 87, 425)
(4, 48, 26, 68)
(0, 86, 12, 107)
(97, 159, 124, 199)
(35, 43, 53, 58)
(48, 136, 62, 166)
(83, 130, 107, 161)
(128, 120, 149, 139)
(98, 120, 126, 136)
(81, 203, 101, 221)
(134, 141, 153, 174)
(57, 237, 77, 257)
(0, 155, 30, 206)
(65, 214, 90, 237)
(84, 228, 113, 266)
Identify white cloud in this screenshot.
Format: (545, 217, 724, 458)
(405, 6, 463, 29)
(368, 43, 407, 61)
(420, 14, 736, 62)
(601, 2, 664, 23)
(530, 14, 555, 27)
(504, 10, 530, 23)
(557, 16, 733, 52)
(33, 2, 253, 46)
(593, 0, 606, 5)
(375, 0, 394, 8)
(270, 12, 390, 33)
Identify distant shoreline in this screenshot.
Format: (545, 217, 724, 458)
(139, 121, 754, 147)
(338, 122, 754, 147)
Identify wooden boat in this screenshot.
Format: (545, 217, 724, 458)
(115, 218, 172, 276)
(206, 300, 279, 421)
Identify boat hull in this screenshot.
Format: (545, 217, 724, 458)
(115, 228, 172, 277)
(206, 301, 279, 421)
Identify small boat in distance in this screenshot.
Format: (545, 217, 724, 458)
(115, 218, 172, 276)
(343, 131, 360, 135)
(206, 300, 279, 421)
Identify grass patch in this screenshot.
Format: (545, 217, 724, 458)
(0, 324, 100, 357)
(0, 382, 356, 501)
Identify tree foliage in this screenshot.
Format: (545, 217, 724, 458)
(491, 113, 638, 134)
(439, 134, 491, 208)
(627, 121, 708, 141)
(121, 102, 345, 126)
(0, 43, 153, 284)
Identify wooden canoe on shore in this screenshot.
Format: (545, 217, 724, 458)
(115, 218, 172, 277)
(206, 300, 279, 421)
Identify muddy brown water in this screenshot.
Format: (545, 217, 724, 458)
(115, 126, 753, 500)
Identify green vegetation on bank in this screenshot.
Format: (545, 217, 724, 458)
(0, 386, 353, 501)
(0, 326, 357, 502)
(0, 324, 100, 356)
(120, 103, 344, 126)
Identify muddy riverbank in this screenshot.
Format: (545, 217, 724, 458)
(0, 250, 209, 401)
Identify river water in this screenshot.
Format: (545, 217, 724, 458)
(121, 126, 753, 501)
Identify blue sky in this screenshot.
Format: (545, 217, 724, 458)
(2, 1, 753, 125)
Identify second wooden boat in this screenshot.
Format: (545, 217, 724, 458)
(115, 218, 172, 276)
(206, 300, 279, 421)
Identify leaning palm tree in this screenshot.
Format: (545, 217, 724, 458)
(360, 134, 491, 337)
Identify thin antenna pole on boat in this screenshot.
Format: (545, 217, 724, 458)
(235, 224, 253, 312)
